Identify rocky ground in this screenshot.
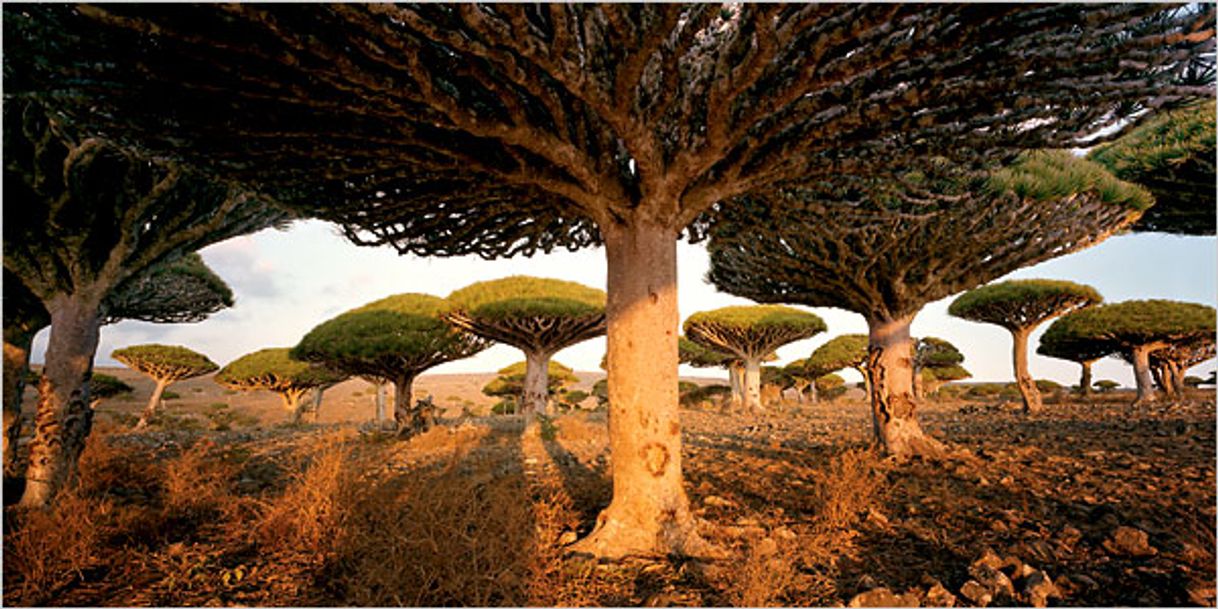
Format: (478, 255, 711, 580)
(3, 387, 1214, 606)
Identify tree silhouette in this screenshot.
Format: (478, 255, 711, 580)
(950, 279, 1101, 413)
(215, 349, 347, 424)
(447, 277, 603, 418)
(112, 345, 219, 430)
(292, 294, 489, 433)
(6, 2, 1211, 555)
(1038, 323, 1120, 398)
(708, 153, 1151, 456)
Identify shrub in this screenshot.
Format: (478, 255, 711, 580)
(1094, 380, 1120, 392)
(161, 390, 182, 401)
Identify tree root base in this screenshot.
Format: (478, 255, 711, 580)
(566, 514, 725, 561)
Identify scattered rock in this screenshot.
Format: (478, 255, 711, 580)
(1019, 570, 1059, 608)
(753, 537, 778, 557)
(1103, 526, 1157, 557)
(924, 581, 957, 607)
(1057, 526, 1083, 547)
(857, 574, 880, 591)
(864, 507, 890, 529)
(959, 580, 993, 607)
(703, 494, 736, 508)
(969, 564, 1016, 603)
(971, 547, 1005, 571)
(557, 530, 578, 545)
(847, 587, 920, 608)
(773, 526, 797, 541)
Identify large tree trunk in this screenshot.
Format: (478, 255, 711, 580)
(865, 315, 945, 458)
(134, 378, 171, 430)
(808, 379, 818, 405)
(3, 328, 37, 478)
(570, 219, 712, 559)
(19, 294, 103, 509)
(742, 358, 762, 413)
(522, 350, 551, 419)
(311, 386, 326, 423)
(392, 373, 416, 433)
(374, 380, 388, 424)
(1170, 361, 1186, 398)
(1011, 327, 1043, 414)
(1130, 343, 1165, 405)
(282, 389, 308, 425)
(727, 362, 744, 411)
(1078, 361, 1094, 398)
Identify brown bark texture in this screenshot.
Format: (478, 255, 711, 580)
(393, 374, 416, 432)
(743, 359, 763, 413)
(3, 331, 36, 478)
(1131, 343, 1166, 404)
(1011, 327, 1043, 414)
(1079, 361, 1094, 398)
(865, 316, 945, 459)
(134, 378, 171, 429)
(522, 351, 552, 418)
(19, 295, 103, 508)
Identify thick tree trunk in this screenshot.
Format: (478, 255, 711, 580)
(1011, 327, 1043, 414)
(743, 358, 762, 413)
(808, 379, 818, 405)
(522, 350, 551, 418)
(374, 381, 388, 424)
(393, 373, 416, 432)
(311, 386, 325, 422)
(134, 378, 171, 430)
(1130, 343, 1164, 405)
(727, 363, 744, 410)
(570, 219, 712, 559)
(3, 329, 36, 478)
(19, 294, 103, 509)
(1079, 361, 1094, 398)
(1170, 361, 1186, 398)
(282, 390, 308, 425)
(865, 315, 945, 458)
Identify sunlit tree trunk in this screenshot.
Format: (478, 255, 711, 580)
(727, 363, 744, 410)
(1130, 343, 1165, 405)
(282, 389, 309, 425)
(1170, 361, 1186, 398)
(19, 294, 103, 508)
(3, 328, 37, 478)
(392, 373, 416, 432)
(522, 350, 551, 419)
(373, 380, 388, 424)
(134, 378, 171, 430)
(743, 358, 762, 413)
(864, 314, 945, 458)
(1011, 327, 1043, 414)
(1078, 361, 1094, 398)
(571, 219, 712, 559)
(808, 379, 819, 405)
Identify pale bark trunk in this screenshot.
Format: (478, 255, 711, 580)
(4, 329, 36, 478)
(311, 386, 325, 422)
(743, 358, 762, 413)
(374, 381, 388, 424)
(912, 368, 924, 398)
(1079, 361, 1094, 398)
(570, 219, 712, 559)
(283, 390, 307, 425)
(854, 365, 870, 397)
(522, 350, 551, 418)
(393, 373, 415, 432)
(134, 378, 171, 430)
(793, 381, 809, 405)
(808, 379, 819, 405)
(1130, 344, 1162, 405)
(727, 363, 744, 410)
(1011, 327, 1043, 414)
(1170, 361, 1186, 398)
(19, 294, 103, 508)
(865, 315, 945, 458)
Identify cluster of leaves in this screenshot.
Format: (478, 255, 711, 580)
(1042, 300, 1214, 350)
(809, 335, 869, 374)
(448, 276, 604, 321)
(111, 344, 218, 381)
(483, 361, 578, 399)
(948, 279, 1103, 331)
(684, 305, 825, 359)
(89, 374, 133, 400)
(983, 151, 1154, 211)
(678, 337, 736, 369)
(215, 348, 347, 392)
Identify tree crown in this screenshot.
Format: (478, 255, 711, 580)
(948, 279, 1102, 331)
(483, 360, 578, 398)
(448, 276, 605, 320)
(678, 337, 736, 368)
(684, 305, 825, 360)
(914, 337, 965, 369)
(1044, 300, 1215, 349)
(783, 357, 835, 382)
(216, 348, 347, 392)
(112, 344, 218, 381)
(105, 252, 234, 324)
(809, 334, 870, 372)
(984, 151, 1153, 211)
(1037, 323, 1116, 364)
(293, 293, 489, 379)
(90, 373, 133, 399)
(923, 364, 971, 383)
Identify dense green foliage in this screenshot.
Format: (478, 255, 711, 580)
(1042, 300, 1215, 349)
(293, 293, 489, 380)
(90, 374, 133, 399)
(1037, 322, 1117, 364)
(215, 348, 346, 391)
(1089, 103, 1216, 235)
(678, 337, 736, 368)
(814, 374, 847, 400)
(684, 306, 826, 334)
(1094, 380, 1120, 392)
(784, 358, 835, 384)
(915, 337, 965, 370)
(105, 253, 235, 324)
(482, 360, 578, 398)
(809, 335, 869, 373)
(949, 279, 1102, 330)
(112, 344, 218, 380)
(448, 276, 605, 321)
(923, 364, 971, 383)
(984, 151, 1154, 211)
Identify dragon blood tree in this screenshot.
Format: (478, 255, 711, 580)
(483, 360, 579, 415)
(447, 277, 604, 418)
(708, 152, 1153, 456)
(809, 335, 871, 396)
(1118, 334, 1216, 400)
(679, 336, 751, 408)
(782, 358, 836, 405)
(215, 349, 347, 424)
(293, 294, 489, 433)
(1038, 320, 1118, 398)
(1089, 103, 1216, 236)
(949, 280, 1102, 414)
(913, 337, 967, 398)
(684, 306, 825, 412)
(112, 345, 219, 430)
(8, 3, 1210, 557)
(3, 103, 284, 509)
(3, 254, 232, 476)
(1044, 300, 1215, 404)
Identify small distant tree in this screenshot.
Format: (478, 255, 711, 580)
(1184, 376, 1205, 388)
(1118, 334, 1215, 400)
(1094, 380, 1121, 393)
(679, 337, 741, 407)
(483, 360, 578, 415)
(808, 335, 870, 395)
(1038, 321, 1118, 398)
(913, 337, 966, 398)
(950, 279, 1102, 414)
(1047, 300, 1215, 404)
(215, 349, 347, 424)
(684, 306, 825, 412)
(112, 345, 219, 429)
(922, 365, 972, 397)
(782, 358, 836, 405)
(293, 294, 489, 433)
(1089, 103, 1216, 235)
(448, 277, 604, 419)
(88, 374, 133, 408)
(815, 373, 847, 402)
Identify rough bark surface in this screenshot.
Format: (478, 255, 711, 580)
(3, 330, 35, 477)
(865, 316, 945, 459)
(743, 359, 763, 413)
(283, 390, 308, 425)
(134, 379, 171, 430)
(570, 220, 713, 559)
(374, 382, 388, 424)
(1011, 328, 1043, 414)
(522, 351, 552, 418)
(1131, 344, 1165, 405)
(311, 387, 326, 423)
(728, 364, 744, 411)
(20, 295, 103, 508)
(393, 374, 416, 434)
(1079, 361, 1094, 398)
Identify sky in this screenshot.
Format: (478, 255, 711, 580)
(31, 218, 1217, 389)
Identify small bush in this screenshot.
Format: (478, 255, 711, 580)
(1094, 379, 1120, 392)
(4, 490, 103, 604)
(162, 390, 182, 401)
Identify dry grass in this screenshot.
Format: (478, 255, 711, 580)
(808, 448, 888, 531)
(4, 489, 104, 605)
